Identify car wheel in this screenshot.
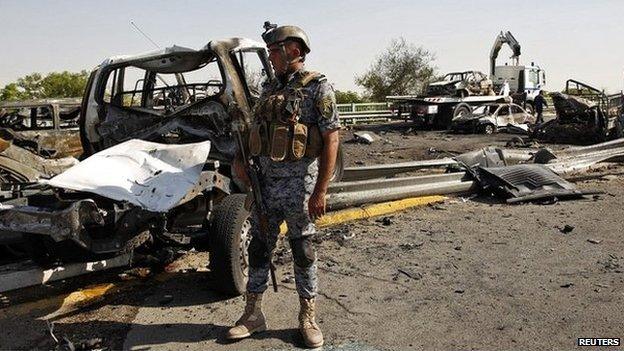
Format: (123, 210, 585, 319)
(482, 124, 496, 135)
(453, 104, 471, 119)
(209, 193, 250, 296)
(525, 103, 535, 116)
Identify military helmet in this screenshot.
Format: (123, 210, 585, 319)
(262, 22, 311, 54)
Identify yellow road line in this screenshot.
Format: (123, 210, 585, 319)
(280, 195, 446, 234)
(316, 195, 446, 227)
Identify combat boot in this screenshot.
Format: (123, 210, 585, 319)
(299, 297, 324, 348)
(225, 292, 267, 340)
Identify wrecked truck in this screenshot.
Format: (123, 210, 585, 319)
(533, 79, 624, 144)
(0, 38, 338, 295)
(0, 98, 82, 190)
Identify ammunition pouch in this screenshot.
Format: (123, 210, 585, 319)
(248, 71, 325, 162)
(249, 121, 322, 161)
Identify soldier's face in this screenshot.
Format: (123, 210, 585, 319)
(268, 44, 287, 74)
(268, 42, 300, 75)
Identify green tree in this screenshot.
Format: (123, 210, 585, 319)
(355, 37, 437, 101)
(335, 90, 365, 104)
(40, 71, 89, 98)
(16, 73, 44, 98)
(0, 70, 89, 101)
(0, 83, 26, 101)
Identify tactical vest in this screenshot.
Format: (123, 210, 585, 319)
(248, 71, 324, 162)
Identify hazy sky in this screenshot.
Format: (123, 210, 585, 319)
(1, 0, 623, 94)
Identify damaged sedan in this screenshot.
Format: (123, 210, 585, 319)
(449, 102, 535, 134)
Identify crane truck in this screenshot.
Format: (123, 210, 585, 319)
(388, 31, 546, 129)
(490, 31, 546, 114)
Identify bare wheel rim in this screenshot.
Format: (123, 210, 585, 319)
(239, 217, 252, 279)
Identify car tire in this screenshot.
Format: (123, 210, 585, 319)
(453, 104, 471, 119)
(525, 103, 535, 116)
(209, 193, 250, 296)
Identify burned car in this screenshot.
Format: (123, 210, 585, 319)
(0, 39, 300, 295)
(450, 102, 535, 134)
(426, 71, 495, 98)
(533, 79, 624, 144)
(0, 98, 82, 187)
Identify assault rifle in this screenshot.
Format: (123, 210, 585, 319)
(231, 115, 278, 293)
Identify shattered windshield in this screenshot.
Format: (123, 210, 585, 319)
(101, 57, 224, 113)
(444, 73, 464, 81)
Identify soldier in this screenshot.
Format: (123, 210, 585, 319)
(227, 23, 341, 348)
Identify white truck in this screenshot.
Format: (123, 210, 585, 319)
(489, 31, 546, 114)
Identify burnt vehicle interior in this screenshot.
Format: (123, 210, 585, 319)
(0, 103, 82, 158)
(87, 46, 269, 163)
(1, 104, 80, 131)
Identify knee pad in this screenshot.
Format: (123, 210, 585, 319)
(290, 236, 316, 268)
(248, 236, 269, 268)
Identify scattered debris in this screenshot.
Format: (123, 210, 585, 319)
(454, 288, 465, 294)
(375, 216, 393, 226)
(352, 132, 376, 144)
(560, 225, 575, 234)
(430, 204, 447, 210)
(281, 276, 295, 284)
(397, 268, 422, 280)
(399, 242, 424, 250)
(560, 282, 574, 288)
(587, 238, 602, 244)
(476, 164, 592, 204)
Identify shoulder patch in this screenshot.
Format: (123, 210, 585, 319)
(316, 95, 334, 119)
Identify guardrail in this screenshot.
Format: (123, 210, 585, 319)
(337, 102, 395, 125)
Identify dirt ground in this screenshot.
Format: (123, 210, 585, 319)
(1, 125, 623, 350)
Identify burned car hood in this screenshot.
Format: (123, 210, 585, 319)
(44, 139, 211, 212)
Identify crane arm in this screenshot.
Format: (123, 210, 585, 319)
(490, 31, 521, 75)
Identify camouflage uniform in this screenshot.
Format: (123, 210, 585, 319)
(247, 69, 340, 299)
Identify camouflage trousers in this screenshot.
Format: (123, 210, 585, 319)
(246, 173, 318, 299)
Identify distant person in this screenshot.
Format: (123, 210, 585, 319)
(534, 90, 548, 124)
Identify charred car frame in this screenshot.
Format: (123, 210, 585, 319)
(0, 39, 280, 295)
